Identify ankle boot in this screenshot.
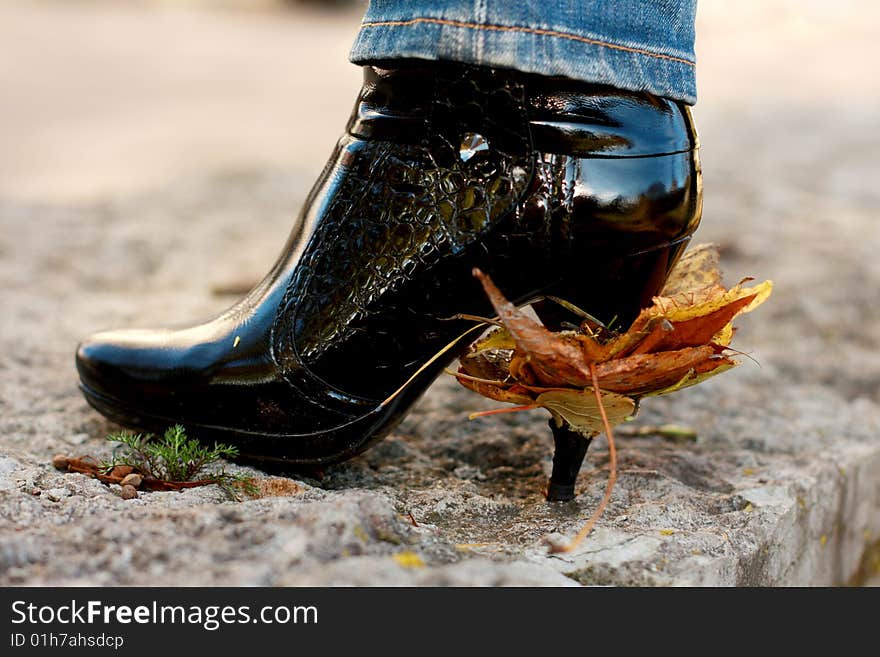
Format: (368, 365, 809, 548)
(76, 61, 702, 467)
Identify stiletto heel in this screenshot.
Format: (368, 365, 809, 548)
(546, 420, 591, 502)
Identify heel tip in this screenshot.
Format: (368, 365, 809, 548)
(546, 482, 576, 502)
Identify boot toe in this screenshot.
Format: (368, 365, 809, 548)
(75, 328, 365, 454)
(76, 333, 127, 397)
(75, 329, 177, 400)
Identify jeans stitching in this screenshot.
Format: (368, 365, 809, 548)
(359, 17, 696, 67)
(474, 0, 486, 63)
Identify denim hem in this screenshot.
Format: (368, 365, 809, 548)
(349, 18, 697, 105)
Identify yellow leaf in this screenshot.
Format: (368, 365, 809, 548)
(392, 552, 426, 569)
(713, 322, 734, 347)
(535, 388, 635, 437)
(660, 242, 723, 297)
(739, 280, 774, 314)
(472, 326, 516, 352)
(652, 279, 773, 323)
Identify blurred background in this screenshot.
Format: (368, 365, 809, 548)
(1, 0, 876, 203)
(0, 0, 365, 202)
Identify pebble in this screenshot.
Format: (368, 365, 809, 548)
(67, 433, 90, 445)
(51, 455, 69, 470)
(120, 485, 138, 500)
(120, 473, 143, 488)
(45, 488, 72, 502)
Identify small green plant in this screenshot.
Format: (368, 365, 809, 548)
(104, 424, 256, 500)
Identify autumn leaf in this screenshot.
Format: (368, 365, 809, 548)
(659, 242, 723, 296)
(593, 345, 733, 395)
(536, 388, 635, 436)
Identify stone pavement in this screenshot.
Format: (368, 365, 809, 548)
(1, 0, 878, 585)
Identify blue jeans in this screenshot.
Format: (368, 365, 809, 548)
(350, 0, 697, 105)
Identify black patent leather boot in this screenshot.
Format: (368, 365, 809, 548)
(76, 62, 702, 471)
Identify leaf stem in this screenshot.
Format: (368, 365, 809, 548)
(553, 362, 617, 553)
(468, 405, 537, 420)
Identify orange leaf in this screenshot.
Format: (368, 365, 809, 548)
(640, 293, 756, 353)
(455, 373, 535, 406)
(594, 346, 733, 396)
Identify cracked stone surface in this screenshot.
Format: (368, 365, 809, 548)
(1, 0, 878, 586)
